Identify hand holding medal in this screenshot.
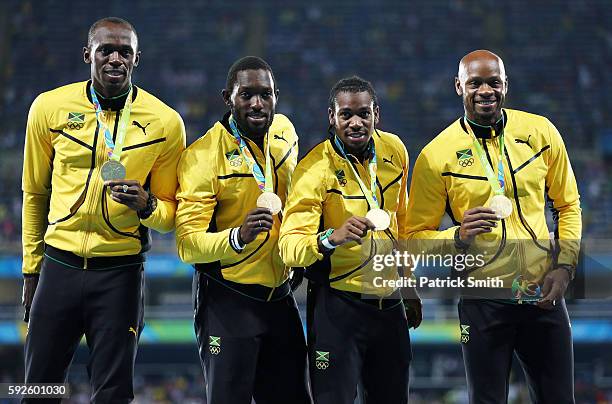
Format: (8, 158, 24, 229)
(325, 216, 376, 247)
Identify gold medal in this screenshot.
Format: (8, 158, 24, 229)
(489, 194, 513, 219)
(257, 192, 282, 215)
(100, 160, 126, 181)
(366, 208, 391, 231)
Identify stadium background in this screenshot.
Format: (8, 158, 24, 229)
(0, 0, 611, 402)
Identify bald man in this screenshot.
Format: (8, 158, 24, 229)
(406, 50, 581, 403)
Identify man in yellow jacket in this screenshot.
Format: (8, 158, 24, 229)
(406, 50, 581, 403)
(21, 17, 186, 402)
(280, 76, 421, 404)
(175, 56, 309, 403)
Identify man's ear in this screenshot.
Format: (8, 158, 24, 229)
(455, 77, 463, 96)
(328, 107, 335, 127)
(222, 89, 231, 108)
(83, 46, 91, 64)
(133, 51, 141, 68)
(373, 105, 380, 126)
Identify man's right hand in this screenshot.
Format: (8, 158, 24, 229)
(239, 207, 274, 244)
(459, 207, 500, 245)
(22, 275, 40, 323)
(328, 216, 376, 247)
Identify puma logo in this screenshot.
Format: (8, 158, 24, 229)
(132, 121, 151, 135)
(274, 133, 288, 144)
(383, 155, 394, 166)
(129, 327, 137, 337)
(515, 135, 532, 148)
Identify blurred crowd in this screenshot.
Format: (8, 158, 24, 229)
(0, 0, 611, 246)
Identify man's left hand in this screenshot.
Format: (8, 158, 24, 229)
(404, 299, 423, 329)
(537, 268, 570, 309)
(105, 180, 148, 211)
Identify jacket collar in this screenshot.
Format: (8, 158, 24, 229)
(460, 109, 508, 138)
(328, 129, 381, 162)
(85, 80, 138, 111)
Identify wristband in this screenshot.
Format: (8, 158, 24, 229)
(229, 227, 246, 253)
(137, 193, 158, 219)
(454, 227, 470, 251)
(320, 228, 336, 250)
(557, 264, 576, 281)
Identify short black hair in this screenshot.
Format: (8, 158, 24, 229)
(87, 17, 138, 48)
(328, 76, 378, 109)
(226, 56, 276, 91)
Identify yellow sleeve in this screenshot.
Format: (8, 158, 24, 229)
(405, 150, 458, 241)
(21, 94, 53, 275)
(279, 161, 327, 267)
(175, 140, 235, 264)
(543, 119, 582, 267)
(396, 143, 410, 239)
(140, 111, 186, 233)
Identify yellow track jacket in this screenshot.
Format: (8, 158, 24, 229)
(279, 130, 409, 295)
(175, 113, 298, 287)
(406, 109, 581, 286)
(22, 81, 186, 274)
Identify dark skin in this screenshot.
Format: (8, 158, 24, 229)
(222, 69, 278, 150)
(456, 50, 569, 308)
(22, 276, 39, 322)
(329, 91, 379, 161)
(455, 49, 507, 127)
(222, 69, 279, 243)
(83, 22, 140, 98)
(23, 22, 144, 321)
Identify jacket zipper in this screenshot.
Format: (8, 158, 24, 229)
(81, 109, 118, 266)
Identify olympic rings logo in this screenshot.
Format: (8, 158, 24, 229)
(315, 361, 329, 370)
(461, 335, 470, 344)
(229, 158, 243, 167)
(66, 122, 84, 130)
(209, 346, 221, 355)
(458, 158, 474, 167)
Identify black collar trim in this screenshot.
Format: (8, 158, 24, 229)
(328, 129, 378, 161)
(221, 111, 232, 133)
(460, 110, 508, 138)
(85, 80, 138, 111)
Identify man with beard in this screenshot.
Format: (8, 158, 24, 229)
(21, 17, 186, 403)
(175, 56, 310, 403)
(406, 50, 581, 403)
(279, 76, 421, 404)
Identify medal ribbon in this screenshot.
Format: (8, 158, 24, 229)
(228, 116, 273, 193)
(333, 136, 379, 209)
(90, 85, 133, 161)
(464, 115, 506, 195)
